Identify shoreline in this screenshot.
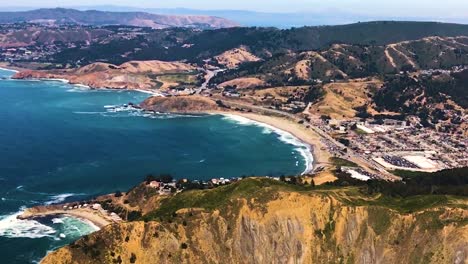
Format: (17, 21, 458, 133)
(0, 62, 27, 72)
(2, 71, 329, 173)
(219, 112, 331, 174)
(0, 66, 19, 73)
(5, 72, 331, 227)
(18, 207, 112, 229)
(220, 113, 314, 174)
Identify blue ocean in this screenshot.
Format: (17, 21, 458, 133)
(0, 69, 311, 263)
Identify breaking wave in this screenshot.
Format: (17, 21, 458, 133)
(0, 209, 99, 240)
(222, 114, 313, 174)
(44, 193, 77, 205)
(0, 207, 56, 239)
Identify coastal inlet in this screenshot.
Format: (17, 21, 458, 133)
(0, 69, 312, 263)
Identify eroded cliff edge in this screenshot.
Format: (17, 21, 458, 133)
(40, 179, 468, 264)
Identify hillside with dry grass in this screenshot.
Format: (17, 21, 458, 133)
(41, 178, 468, 264)
(211, 36, 468, 87)
(13, 60, 199, 90)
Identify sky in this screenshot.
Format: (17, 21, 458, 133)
(4, 0, 468, 19)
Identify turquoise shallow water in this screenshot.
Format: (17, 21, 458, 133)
(0, 69, 311, 263)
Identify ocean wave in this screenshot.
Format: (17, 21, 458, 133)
(0, 67, 19, 73)
(57, 217, 100, 237)
(221, 114, 313, 174)
(73, 111, 106, 115)
(42, 78, 70, 84)
(73, 84, 90, 89)
(66, 86, 91, 93)
(104, 105, 118, 109)
(101, 105, 205, 120)
(45, 193, 77, 205)
(51, 218, 64, 224)
(0, 209, 100, 240)
(0, 208, 56, 239)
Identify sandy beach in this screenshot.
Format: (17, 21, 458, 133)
(0, 62, 26, 72)
(229, 112, 331, 172)
(19, 207, 112, 229)
(54, 209, 111, 228)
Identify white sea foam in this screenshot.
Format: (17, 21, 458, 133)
(0, 210, 100, 240)
(42, 78, 70, 83)
(44, 193, 76, 205)
(58, 216, 100, 237)
(66, 85, 91, 93)
(100, 105, 204, 120)
(0, 67, 19, 73)
(73, 111, 106, 115)
(134, 89, 164, 96)
(222, 114, 313, 174)
(77, 218, 100, 232)
(0, 208, 56, 239)
(73, 84, 90, 88)
(51, 218, 64, 224)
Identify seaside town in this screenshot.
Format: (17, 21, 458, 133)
(2, 22, 467, 183)
(0, 23, 155, 67)
(0, 4, 467, 263)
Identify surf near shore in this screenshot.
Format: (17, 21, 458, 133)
(0, 67, 19, 73)
(17, 202, 116, 229)
(0, 62, 27, 72)
(220, 112, 330, 174)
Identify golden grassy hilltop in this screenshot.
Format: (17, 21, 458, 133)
(42, 178, 468, 264)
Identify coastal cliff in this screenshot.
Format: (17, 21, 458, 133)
(41, 179, 468, 264)
(141, 95, 221, 113)
(12, 60, 197, 90)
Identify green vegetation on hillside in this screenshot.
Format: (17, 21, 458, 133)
(392, 167, 468, 178)
(52, 21, 468, 66)
(372, 71, 468, 130)
(143, 178, 310, 221)
(332, 167, 468, 198)
(330, 157, 358, 167)
(140, 167, 468, 221)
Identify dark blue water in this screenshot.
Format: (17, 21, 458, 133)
(0, 69, 311, 263)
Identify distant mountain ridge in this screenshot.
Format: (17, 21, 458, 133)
(4, 6, 467, 28)
(48, 21, 468, 66)
(0, 8, 239, 29)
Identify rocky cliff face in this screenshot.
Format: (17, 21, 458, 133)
(41, 182, 468, 264)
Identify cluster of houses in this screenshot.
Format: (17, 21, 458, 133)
(147, 177, 242, 193)
(279, 101, 307, 113)
(420, 65, 468, 76)
(148, 180, 178, 195)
